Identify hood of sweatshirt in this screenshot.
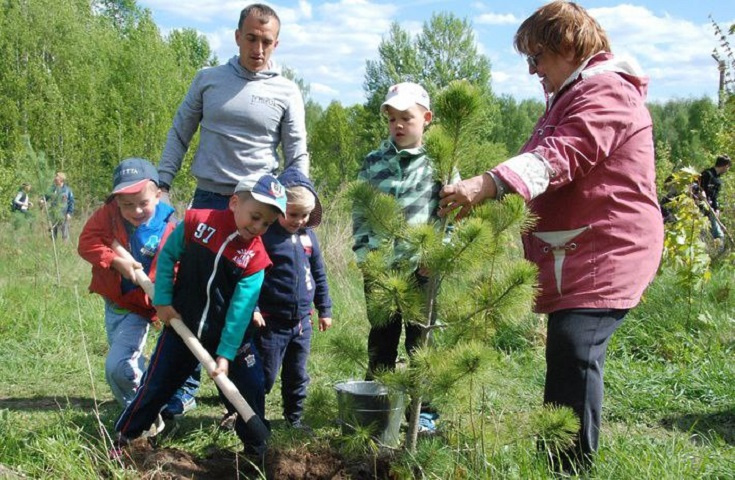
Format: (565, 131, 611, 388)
(581, 51, 649, 97)
(277, 167, 322, 228)
(227, 55, 281, 81)
(554, 51, 649, 104)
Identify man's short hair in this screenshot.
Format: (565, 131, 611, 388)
(238, 3, 280, 33)
(715, 154, 732, 168)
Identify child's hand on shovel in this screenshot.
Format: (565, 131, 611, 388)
(154, 305, 181, 327)
(111, 255, 143, 283)
(212, 356, 230, 378)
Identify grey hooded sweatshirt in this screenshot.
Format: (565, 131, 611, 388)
(159, 56, 309, 194)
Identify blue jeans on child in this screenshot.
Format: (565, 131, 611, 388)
(104, 300, 149, 407)
(256, 314, 312, 425)
(116, 326, 267, 449)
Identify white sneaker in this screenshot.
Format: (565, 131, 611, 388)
(142, 414, 165, 438)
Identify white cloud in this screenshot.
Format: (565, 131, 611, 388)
(590, 5, 715, 64)
(140, 0, 245, 24)
(489, 5, 723, 102)
(311, 82, 339, 95)
(475, 13, 519, 25)
(202, 27, 233, 58)
(298, 0, 313, 20)
(492, 61, 545, 101)
(588, 5, 721, 100)
(142, 1, 728, 106)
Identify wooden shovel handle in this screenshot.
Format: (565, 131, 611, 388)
(111, 240, 270, 443)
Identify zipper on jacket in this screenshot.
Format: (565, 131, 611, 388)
(292, 233, 299, 319)
(198, 231, 239, 338)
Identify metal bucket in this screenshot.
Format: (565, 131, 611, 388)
(335, 380, 405, 447)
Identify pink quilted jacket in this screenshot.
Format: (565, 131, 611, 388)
(493, 52, 663, 313)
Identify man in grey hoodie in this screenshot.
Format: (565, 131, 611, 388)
(156, 3, 309, 421)
(158, 3, 309, 209)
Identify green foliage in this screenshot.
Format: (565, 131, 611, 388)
(426, 80, 486, 184)
(309, 102, 367, 196)
(648, 97, 725, 168)
(415, 13, 491, 94)
(167, 28, 217, 69)
(391, 436, 455, 479)
(660, 168, 712, 324)
(2, 201, 735, 478)
(363, 22, 420, 112)
(346, 82, 540, 452)
(654, 140, 674, 193)
(362, 13, 492, 116)
(0, 0, 215, 214)
(531, 405, 580, 458)
(490, 95, 545, 155)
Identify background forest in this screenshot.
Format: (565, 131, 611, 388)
(1, 1, 734, 479)
(1, 0, 733, 211)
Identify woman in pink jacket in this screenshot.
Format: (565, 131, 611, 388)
(440, 1, 663, 472)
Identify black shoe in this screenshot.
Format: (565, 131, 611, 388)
(241, 443, 267, 465)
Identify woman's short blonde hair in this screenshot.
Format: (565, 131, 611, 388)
(286, 186, 316, 211)
(514, 1, 610, 62)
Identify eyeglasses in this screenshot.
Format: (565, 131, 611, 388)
(526, 51, 543, 69)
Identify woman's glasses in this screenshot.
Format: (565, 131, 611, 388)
(526, 51, 543, 69)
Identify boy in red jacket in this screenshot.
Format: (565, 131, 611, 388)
(78, 158, 176, 416)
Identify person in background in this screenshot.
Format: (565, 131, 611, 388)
(439, 1, 663, 472)
(40, 172, 74, 241)
(78, 158, 176, 427)
(12, 183, 32, 214)
(699, 154, 731, 243)
(156, 2, 309, 417)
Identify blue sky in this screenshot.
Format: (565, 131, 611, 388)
(137, 0, 735, 107)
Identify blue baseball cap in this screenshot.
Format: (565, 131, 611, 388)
(112, 157, 159, 195)
(234, 173, 287, 215)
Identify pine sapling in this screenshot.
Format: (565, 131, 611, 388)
(348, 80, 539, 452)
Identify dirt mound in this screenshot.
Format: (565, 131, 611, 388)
(120, 439, 394, 479)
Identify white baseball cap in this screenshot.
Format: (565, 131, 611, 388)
(381, 82, 430, 112)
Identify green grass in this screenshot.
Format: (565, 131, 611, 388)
(0, 211, 733, 479)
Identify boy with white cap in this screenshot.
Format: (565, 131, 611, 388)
(78, 158, 177, 410)
(114, 172, 286, 456)
(352, 82, 441, 432)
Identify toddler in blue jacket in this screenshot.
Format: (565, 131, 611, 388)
(254, 167, 333, 428)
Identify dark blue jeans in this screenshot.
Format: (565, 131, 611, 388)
(191, 188, 232, 210)
(544, 308, 627, 466)
(116, 327, 266, 448)
(256, 314, 312, 424)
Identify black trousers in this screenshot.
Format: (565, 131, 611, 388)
(544, 308, 627, 463)
(363, 273, 427, 381)
(366, 309, 422, 380)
